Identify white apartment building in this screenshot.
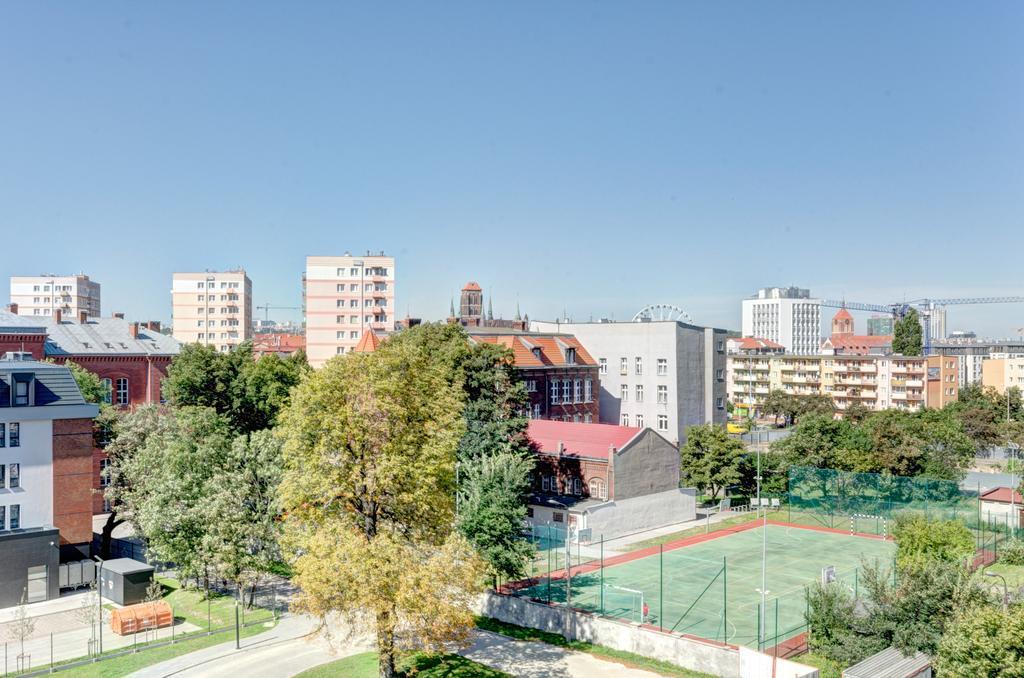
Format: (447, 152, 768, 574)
(171, 271, 253, 352)
(9, 275, 101, 319)
(530, 319, 728, 444)
(304, 253, 395, 368)
(741, 287, 821, 355)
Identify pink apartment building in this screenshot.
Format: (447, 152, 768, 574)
(303, 253, 395, 368)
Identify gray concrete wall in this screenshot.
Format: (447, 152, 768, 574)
(476, 592, 818, 678)
(0, 528, 59, 608)
(585, 487, 697, 539)
(675, 325, 705, 443)
(614, 429, 680, 500)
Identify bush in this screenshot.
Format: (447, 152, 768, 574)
(892, 514, 975, 570)
(1000, 539, 1024, 566)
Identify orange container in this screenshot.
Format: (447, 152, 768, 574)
(109, 601, 173, 636)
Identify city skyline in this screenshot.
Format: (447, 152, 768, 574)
(2, 3, 1021, 336)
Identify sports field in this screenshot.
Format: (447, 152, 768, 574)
(517, 521, 896, 649)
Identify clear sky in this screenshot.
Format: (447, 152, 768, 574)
(1, 2, 1021, 336)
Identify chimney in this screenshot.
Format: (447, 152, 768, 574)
(146, 320, 161, 332)
(129, 322, 139, 339)
(7, 303, 17, 314)
(78, 311, 88, 323)
(113, 312, 125, 319)
(54, 309, 62, 323)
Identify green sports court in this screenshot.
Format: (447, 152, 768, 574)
(517, 521, 896, 650)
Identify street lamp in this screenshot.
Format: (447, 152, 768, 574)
(985, 571, 1009, 612)
(93, 556, 104, 655)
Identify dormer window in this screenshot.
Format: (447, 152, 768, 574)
(532, 347, 542, 360)
(565, 348, 576, 365)
(12, 373, 33, 407)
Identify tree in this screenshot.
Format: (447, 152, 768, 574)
(761, 391, 834, 427)
(892, 515, 975, 570)
(7, 590, 36, 670)
(935, 605, 1024, 677)
(680, 424, 745, 499)
(893, 309, 923, 356)
(62, 359, 109, 404)
(278, 332, 486, 678)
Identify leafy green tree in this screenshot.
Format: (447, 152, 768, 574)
(680, 424, 745, 499)
(893, 309, 923, 356)
(761, 391, 834, 426)
(805, 581, 886, 665)
(278, 330, 485, 678)
(771, 414, 870, 472)
(892, 515, 975, 570)
(62, 359, 108, 404)
(457, 452, 535, 584)
(935, 605, 1024, 676)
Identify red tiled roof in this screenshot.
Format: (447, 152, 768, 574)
(980, 487, 1024, 505)
(832, 308, 854, 322)
(734, 337, 784, 350)
(468, 333, 597, 368)
(823, 335, 893, 355)
(527, 420, 642, 461)
(352, 329, 381, 353)
(462, 281, 482, 291)
(252, 333, 305, 355)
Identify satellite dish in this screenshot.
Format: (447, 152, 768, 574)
(632, 304, 693, 323)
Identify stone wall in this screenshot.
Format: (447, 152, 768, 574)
(584, 487, 697, 540)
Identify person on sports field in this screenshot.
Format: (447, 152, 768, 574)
(642, 601, 649, 623)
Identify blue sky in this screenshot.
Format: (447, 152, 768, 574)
(1, 2, 1021, 336)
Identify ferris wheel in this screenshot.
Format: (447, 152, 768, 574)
(631, 304, 693, 323)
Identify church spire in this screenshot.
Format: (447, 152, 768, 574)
(487, 296, 493, 320)
(450, 296, 455, 319)
(514, 301, 521, 321)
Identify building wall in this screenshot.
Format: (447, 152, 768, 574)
(530, 321, 726, 443)
(0, 418, 54, 532)
(171, 271, 253, 352)
(51, 418, 93, 546)
(0, 529, 60, 608)
(532, 454, 609, 501)
(927, 355, 959, 408)
(525, 367, 601, 422)
(983, 356, 1024, 395)
(304, 254, 395, 368)
(583, 488, 697, 539)
(741, 293, 821, 355)
(9, 275, 101, 319)
(612, 429, 681, 501)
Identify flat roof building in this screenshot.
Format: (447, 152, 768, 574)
(171, 270, 253, 352)
(9, 274, 101, 320)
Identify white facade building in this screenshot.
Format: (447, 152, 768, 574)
(9, 275, 101, 319)
(530, 319, 728, 444)
(741, 287, 821, 355)
(304, 253, 396, 368)
(171, 270, 253, 352)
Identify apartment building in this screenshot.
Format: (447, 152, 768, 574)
(741, 287, 821, 355)
(531, 319, 729, 443)
(982, 354, 1024, 395)
(304, 253, 395, 369)
(9, 274, 101, 319)
(932, 339, 1024, 387)
(0, 354, 99, 608)
(726, 351, 957, 416)
(171, 271, 253, 352)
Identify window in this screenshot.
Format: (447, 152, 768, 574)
(716, 369, 725, 381)
(574, 379, 582, 403)
(350, 284, 358, 291)
(573, 414, 581, 423)
(565, 348, 576, 365)
(525, 379, 537, 392)
(584, 413, 592, 423)
(553, 512, 563, 523)
(0, 463, 4, 487)
(599, 358, 607, 374)
(350, 331, 359, 339)
(337, 284, 344, 292)
(542, 476, 550, 492)
(562, 380, 571, 402)
(658, 415, 669, 431)
(116, 378, 129, 405)
(584, 378, 593, 402)
(635, 414, 644, 427)
(0, 505, 4, 528)
(350, 267, 359, 276)
(100, 378, 112, 404)
(717, 340, 725, 352)
(635, 357, 643, 376)
(620, 357, 628, 375)
(635, 384, 645, 402)
(349, 300, 358, 308)
(716, 397, 725, 409)
(657, 385, 668, 404)
(533, 404, 541, 419)
(657, 358, 668, 375)
(550, 380, 560, 404)
(621, 413, 629, 425)
(588, 478, 606, 500)
(620, 384, 628, 402)
(9, 423, 19, 447)
(0, 423, 4, 448)
(573, 478, 581, 495)
(9, 464, 19, 489)
(9, 504, 19, 529)
(13, 376, 31, 406)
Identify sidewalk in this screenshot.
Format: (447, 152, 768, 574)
(579, 509, 747, 557)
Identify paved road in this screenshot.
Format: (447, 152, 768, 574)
(129, 615, 660, 678)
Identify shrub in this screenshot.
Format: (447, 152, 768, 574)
(999, 538, 1024, 566)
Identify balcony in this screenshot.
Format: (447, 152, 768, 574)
(906, 379, 924, 388)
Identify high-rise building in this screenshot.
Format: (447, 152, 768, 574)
(867, 315, 894, 336)
(982, 354, 1024, 395)
(459, 282, 483, 322)
(171, 270, 253, 352)
(531, 319, 729, 444)
(304, 253, 395, 368)
(741, 287, 821, 355)
(9, 274, 101, 319)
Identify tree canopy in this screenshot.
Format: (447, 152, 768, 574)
(893, 309, 923, 356)
(680, 424, 745, 499)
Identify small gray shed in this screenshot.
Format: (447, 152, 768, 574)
(843, 647, 932, 678)
(98, 558, 155, 606)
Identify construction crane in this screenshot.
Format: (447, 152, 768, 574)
(820, 297, 1024, 354)
(256, 303, 301, 323)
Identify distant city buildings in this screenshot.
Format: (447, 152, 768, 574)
(9, 274, 101, 319)
(866, 315, 894, 336)
(449, 281, 527, 330)
(931, 339, 1024, 387)
(531, 319, 728, 443)
(741, 287, 821, 355)
(820, 307, 892, 355)
(252, 333, 305, 358)
(303, 253, 395, 368)
(171, 270, 253, 352)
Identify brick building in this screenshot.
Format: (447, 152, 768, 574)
(0, 355, 99, 608)
(525, 420, 695, 540)
(467, 330, 600, 422)
(1, 308, 180, 513)
(449, 281, 528, 331)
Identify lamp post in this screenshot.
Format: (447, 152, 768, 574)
(985, 571, 1009, 611)
(93, 557, 104, 655)
(1009, 443, 1021, 537)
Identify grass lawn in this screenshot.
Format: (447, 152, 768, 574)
(475, 617, 715, 678)
(984, 561, 1024, 589)
(295, 651, 510, 677)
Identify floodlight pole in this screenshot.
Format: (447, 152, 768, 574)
(757, 446, 766, 652)
(93, 556, 104, 655)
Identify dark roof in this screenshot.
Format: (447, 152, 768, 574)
(0, 359, 87, 407)
(0, 311, 179, 357)
(843, 647, 931, 678)
(100, 558, 155, 575)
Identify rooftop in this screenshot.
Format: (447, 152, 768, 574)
(0, 357, 89, 408)
(980, 487, 1024, 505)
(0, 311, 179, 357)
(527, 420, 643, 461)
(469, 332, 597, 368)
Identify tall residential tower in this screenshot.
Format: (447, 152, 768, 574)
(741, 286, 822, 355)
(9, 274, 101, 319)
(171, 270, 253, 352)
